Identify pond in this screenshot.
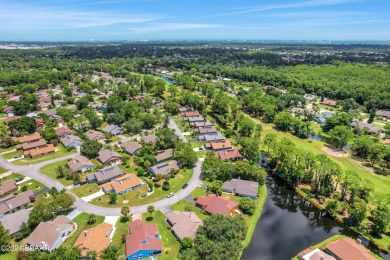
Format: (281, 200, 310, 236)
(242, 178, 389, 260)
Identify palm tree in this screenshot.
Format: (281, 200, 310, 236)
(88, 214, 96, 225)
(55, 165, 65, 178)
(121, 206, 130, 221)
(86, 250, 97, 260)
(147, 205, 155, 218)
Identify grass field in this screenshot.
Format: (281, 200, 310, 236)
(71, 183, 102, 198)
(62, 213, 105, 248)
(0, 172, 23, 182)
(190, 187, 207, 198)
(40, 159, 74, 186)
(112, 216, 132, 256)
(12, 145, 75, 166)
(16, 179, 46, 194)
(91, 168, 193, 207)
(170, 200, 208, 220)
(2, 150, 22, 159)
(142, 210, 180, 260)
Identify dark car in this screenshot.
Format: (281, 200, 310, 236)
(15, 177, 25, 182)
(182, 183, 188, 189)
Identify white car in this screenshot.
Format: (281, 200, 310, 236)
(167, 192, 174, 198)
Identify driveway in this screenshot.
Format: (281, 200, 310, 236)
(168, 118, 187, 142)
(81, 189, 104, 202)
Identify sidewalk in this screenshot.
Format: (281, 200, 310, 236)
(80, 189, 104, 202)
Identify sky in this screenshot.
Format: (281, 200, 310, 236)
(0, 0, 389, 41)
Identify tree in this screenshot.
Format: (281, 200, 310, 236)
(240, 137, 260, 163)
(20, 222, 31, 238)
(181, 237, 193, 250)
(371, 206, 390, 235)
(109, 193, 117, 204)
(121, 206, 130, 220)
(147, 205, 155, 217)
(8, 116, 36, 135)
(86, 250, 98, 260)
(328, 126, 352, 150)
(56, 165, 65, 178)
(325, 199, 340, 218)
(0, 222, 10, 251)
(81, 140, 102, 159)
(274, 111, 294, 131)
(41, 127, 56, 141)
(348, 197, 367, 225)
(28, 202, 55, 229)
(239, 197, 256, 215)
(123, 118, 144, 134)
(88, 214, 97, 225)
(102, 246, 120, 260)
(368, 143, 385, 166)
(156, 128, 179, 149)
(192, 214, 247, 260)
(207, 181, 222, 196)
(352, 135, 374, 159)
(175, 142, 197, 167)
(164, 101, 180, 115)
(238, 117, 255, 137)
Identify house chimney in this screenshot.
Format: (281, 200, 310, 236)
(356, 238, 361, 244)
(84, 231, 87, 237)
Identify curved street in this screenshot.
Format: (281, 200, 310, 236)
(0, 154, 203, 216)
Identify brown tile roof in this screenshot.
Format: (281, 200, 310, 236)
(131, 95, 144, 101)
(102, 174, 142, 194)
(205, 140, 232, 150)
(98, 149, 122, 164)
(166, 211, 203, 240)
(0, 190, 34, 215)
(141, 135, 157, 145)
(148, 160, 179, 175)
(13, 132, 41, 143)
(154, 149, 173, 163)
(24, 144, 55, 158)
(325, 238, 376, 260)
(195, 126, 217, 134)
(121, 142, 141, 155)
(0, 209, 31, 235)
(4, 116, 20, 124)
(26, 215, 72, 250)
(126, 220, 162, 258)
(321, 99, 337, 107)
(19, 138, 47, 151)
(55, 127, 73, 137)
(67, 155, 94, 173)
(0, 180, 17, 197)
(215, 149, 242, 160)
(192, 120, 213, 128)
(85, 130, 105, 141)
(74, 222, 113, 257)
(181, 111, 200, 117)
(196, 194, 239, 216)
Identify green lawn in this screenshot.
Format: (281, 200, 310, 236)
(91, 168, 193, 207)
(0, 145, 16, 153)
(12, 145, 75, 166)
(0, 173, 23, 182)
(190, 141, 205, 148)
(0, 239, 24, 260)
(190, 187, 206, 198)
(71, 183, 102, 198)
(16, 179, 46, 194)
(170, 200, 208, 220)
(2, 150, 22, 160)
(62, 213, 105, 248)
(40, 159, 74, 186)
(112, 216, 132, 256)
(0, 167, 8, 174)
(142, 210, 180, 260)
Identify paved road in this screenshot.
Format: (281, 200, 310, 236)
(168, 118, 187, 142)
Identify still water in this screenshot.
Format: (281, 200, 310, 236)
(242, 178, 389, 260)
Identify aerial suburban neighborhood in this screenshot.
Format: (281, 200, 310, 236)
(0, 22, 390, 260)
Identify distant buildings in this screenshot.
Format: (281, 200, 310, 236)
(325, 237, 376, 260)
(320, 99, 337, 107)
(60, 134, 82, 149)
(55, 127, 74, 138)
(141, 135, 157, 145)
(23, 144, 55, 158)
(85, 130, 105, 142)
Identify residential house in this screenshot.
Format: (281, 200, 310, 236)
(215, 149, 243, 161)
(0, 190, 34, 215)
(0, 209, 31, 235)
(131, 95, 144, 101)
(102, 124, 122, 136)
(192, 120, 213, 128)
(166, 211, 203, 241)
(262, 85, 287, 95)
(67, 155, 94, 173)
(25, 215, 73, 253)
(321, 99, 337, 107)
(315, 112, 334, 125)
(154, 149, 173, 163)
(60, 134, 82, 149)
(223, 179, 259, 199)
(181, 111, 200, 118)
(86, 165, 124, 184)
(351, 122, 381, 135)
(41, 109, 57, 117)
(98, 149, 123, 165)
(148, 160, 179, 176)
(204, 140, 232, 151)
(125, 220, 162, 260)
(141, 135, 157, 146)
(196, 194, 239, 216)
(74, 222, 113, 258)
(291, 107, 305, 116)
(4, 106, 14, 117)
(4, 115, 20, 125)
(187, 116, 205, 123)
(325, 237, 376, 260)
(375, 110, 390, 118)
(179, 107, 188, 113)
(13, 132, 41, 143)
(102, 174, 142, 195)
(299, 248, 335, 260)
(85, 130, 105, 142)
(35, 118, 45, 130)
(121, 142, 141, 156)
(0, 180, 17, 198)
(198, 132, 225, 142)
(55, 127, 74, 138)
(194, 126, 217, 135)
(23, 144, 55, 158)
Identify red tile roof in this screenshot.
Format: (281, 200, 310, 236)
(196, 194, 239, 216)
(325, 238, 376, 260)
(4, 116, 21, 124)
(215, 149, 242, 160)
(126, 220, 162, 258)
(181, 111, 200, 117)
(55, 127, 73, 137)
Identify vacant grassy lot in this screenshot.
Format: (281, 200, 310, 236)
(71, 183, 102, 198)
(62, 213, 105, 248)
(142, 210, 180, 260)
(40, 159, 74, 186)
(12, 145, 75, 165)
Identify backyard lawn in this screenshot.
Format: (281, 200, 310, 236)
(71, 183, 102, 198)
(190, 187, 206, 198)
(40, 159, 74, 186)
(12, 145, 76, 165)
(112, 216, 132, 256)
(142, 210, 180, 260)
(62, 213, 105, 248)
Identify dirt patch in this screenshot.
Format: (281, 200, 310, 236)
(322, 147, 345, 157)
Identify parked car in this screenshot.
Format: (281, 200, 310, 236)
(13, 155, 23, 159)
(167, 192, 174, 198)
(15, 177, 25, 182)
(182, 183, 188, 189)
(73, 180, 88, 186)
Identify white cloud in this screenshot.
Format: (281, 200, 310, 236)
(126, 23, 223, 34)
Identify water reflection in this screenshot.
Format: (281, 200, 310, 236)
(242, 178, 388, 260)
